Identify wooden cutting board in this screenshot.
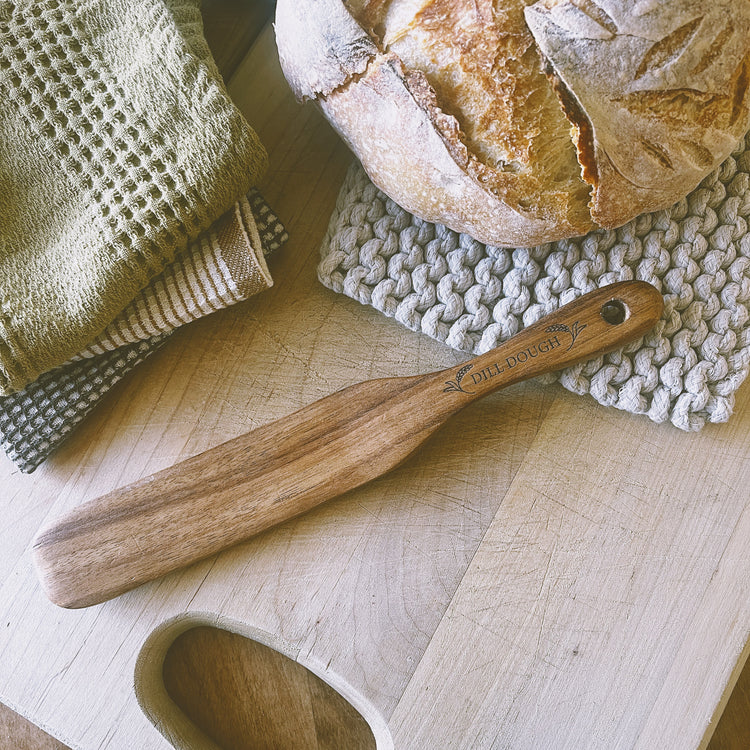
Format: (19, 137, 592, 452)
(2, 11, 750, 750)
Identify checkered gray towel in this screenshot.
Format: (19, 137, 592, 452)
(1, 191, 287, 473)
(319, 134, 750, 431)
(0, 335, 170, 472)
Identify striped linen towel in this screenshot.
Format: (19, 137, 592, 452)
(72, 190, 283, 360)
(0, 190, 287, 472)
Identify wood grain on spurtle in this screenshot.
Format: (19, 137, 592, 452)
(32, 281, 663, 608)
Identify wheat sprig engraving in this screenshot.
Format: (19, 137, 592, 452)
(443, 363, 474, 394)
(546, 320, 587, 351)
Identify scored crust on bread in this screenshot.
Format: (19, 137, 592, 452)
(525, 0, 750, 230)
(275, 0, 750, 247)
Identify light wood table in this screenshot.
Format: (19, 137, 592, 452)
(2, 9, 750, 750)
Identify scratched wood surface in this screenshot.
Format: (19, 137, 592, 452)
(1, 4, 750, 750)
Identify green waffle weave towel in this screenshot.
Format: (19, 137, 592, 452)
(0, 0, 267, 394)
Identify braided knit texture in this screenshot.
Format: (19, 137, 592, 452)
(318, 134, 750, 431)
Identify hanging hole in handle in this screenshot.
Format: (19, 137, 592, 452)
(600, 299, 628, 325)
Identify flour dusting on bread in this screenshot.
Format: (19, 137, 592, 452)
(276, 0, 750, 245)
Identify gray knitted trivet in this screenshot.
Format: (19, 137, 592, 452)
(318, 134, 750, 431)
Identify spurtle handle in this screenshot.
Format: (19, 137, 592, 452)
(437, 281, 663, 402)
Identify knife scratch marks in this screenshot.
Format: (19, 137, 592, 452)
(533, 538, 558, 664)
(240, 313, 332, 388)
(184, 555, 220, 608)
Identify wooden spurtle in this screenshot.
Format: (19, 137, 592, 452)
(32, 281, 663, 608)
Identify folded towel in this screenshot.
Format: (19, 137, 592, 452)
(72, 189, 283, 360)
(0, 190, 287, 472)
(0, 335, 170, 473)
(0, 0, 267, 394)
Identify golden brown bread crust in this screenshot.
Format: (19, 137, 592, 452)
(275, 0, 750, 246)
(321, 53, 582, 246)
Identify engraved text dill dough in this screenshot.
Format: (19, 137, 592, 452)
(469, 334, 563, 386)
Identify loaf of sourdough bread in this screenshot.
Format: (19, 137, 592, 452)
(275, 0, 750, 246)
